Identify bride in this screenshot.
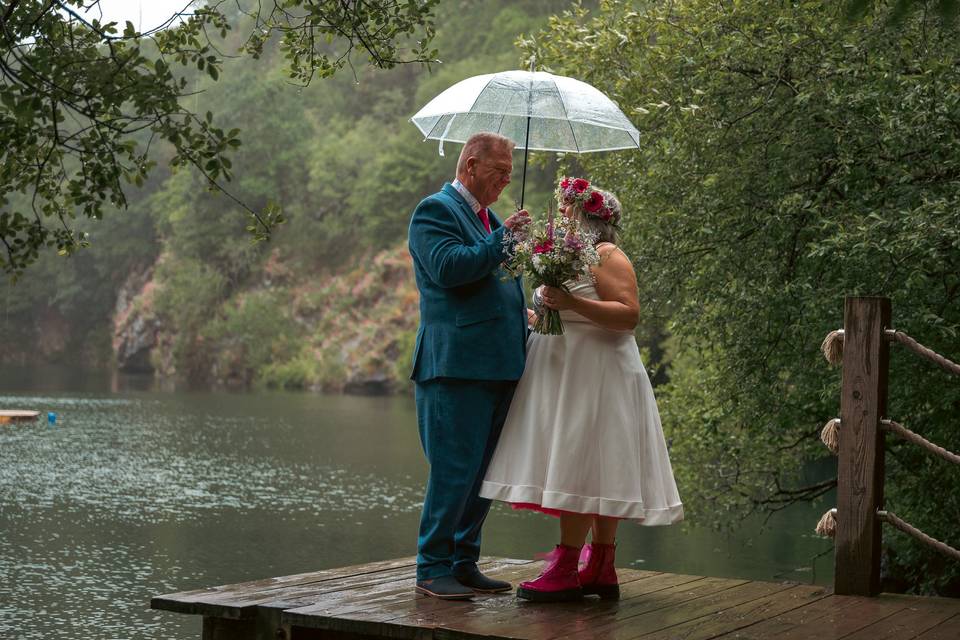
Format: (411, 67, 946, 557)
(479, 177, 683, 602)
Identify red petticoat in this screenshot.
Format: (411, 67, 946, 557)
(510, 502, 621, 519)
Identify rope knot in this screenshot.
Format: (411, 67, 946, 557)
(820, 418, 840, 455)
(815, 508, 837, 538)
(821, 329, 844, 365)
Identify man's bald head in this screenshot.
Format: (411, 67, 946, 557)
(456, 132, 516, 208)
(456, 132, 515, 176)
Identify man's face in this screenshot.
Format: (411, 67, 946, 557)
(470, 145, 513, 207)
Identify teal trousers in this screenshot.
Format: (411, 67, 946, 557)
(415, 378, 516, 581)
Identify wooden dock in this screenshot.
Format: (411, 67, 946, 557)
(151, 556, 960, 639)
(0, 410, 39, 424)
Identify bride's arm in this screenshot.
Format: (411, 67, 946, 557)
(540, 247, 640, 332)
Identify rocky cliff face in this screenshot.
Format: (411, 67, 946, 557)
(108, 244, 419, 394)
(289, 245, 419, 394)
(111, 259, 163, 374)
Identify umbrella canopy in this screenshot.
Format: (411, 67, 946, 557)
(411, 70, 640, 154)
(411, 69, 639, 207)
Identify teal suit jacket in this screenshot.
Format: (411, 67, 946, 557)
(408, 183, 527, 382)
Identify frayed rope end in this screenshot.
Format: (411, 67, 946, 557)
(820, 418, 840, 455)
(815, 508, 838, 538)
(821, 330, 844, 365)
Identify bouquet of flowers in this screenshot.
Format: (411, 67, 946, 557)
(503, 210, 600, 335)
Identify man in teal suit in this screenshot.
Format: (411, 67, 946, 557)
(408, 132, 531, 599)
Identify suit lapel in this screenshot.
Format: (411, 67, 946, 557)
(442, 183, 487, 237)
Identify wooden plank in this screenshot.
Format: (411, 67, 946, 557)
(918, 613, 960, 639)
(437, 572, 718, 639)
(152, 557, 418, 619)
(154, 556, 417, 607)
(290, 573, 746, 639)
(637, 584, 830, 640)
(371, 567, 680, 639)
(560, 580, 795, 640)
(712, 594, 864, 638)
(772, 593, 915, 640)
(155, 558, 516, 620)
(842, 598, 960, 640)
(283, 561, 543, 632)
(261, 559, 529, 615)
(202, 615, 256, 640)
(836, 296, 890, 596)
(283, 563, 698, 625)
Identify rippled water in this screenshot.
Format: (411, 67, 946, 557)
(0, 367, 834, 639)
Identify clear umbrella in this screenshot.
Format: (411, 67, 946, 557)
(411, 67, 640, 207)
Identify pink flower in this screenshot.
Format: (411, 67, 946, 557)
(572, 178, 590, 192)
(564, 231, 583, 251)
(584, 190, 604, 213)
(533, 240, 554, 254)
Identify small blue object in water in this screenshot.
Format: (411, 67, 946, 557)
(47, 412, 56, 425)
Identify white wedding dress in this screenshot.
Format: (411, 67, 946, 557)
(479, 272, 684, 524)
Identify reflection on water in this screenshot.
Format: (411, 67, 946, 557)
(0, 366, 834, 639)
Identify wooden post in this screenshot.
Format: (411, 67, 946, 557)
(835, 296, 890, 596)
(201, 616, 256, 640)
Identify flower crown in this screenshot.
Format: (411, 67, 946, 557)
(555, 176, 620, 225)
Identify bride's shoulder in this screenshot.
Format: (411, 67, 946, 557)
(595, 242, 628, 265)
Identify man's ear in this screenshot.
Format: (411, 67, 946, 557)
(465, 156, 478, 176)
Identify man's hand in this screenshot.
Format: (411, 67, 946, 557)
(504, 209, 532, 231)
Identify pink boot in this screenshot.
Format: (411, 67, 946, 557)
(517, 544, 583, 602)
(578, 543, 619, 600)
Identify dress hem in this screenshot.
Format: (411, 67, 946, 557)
(480, 481, 684, 525)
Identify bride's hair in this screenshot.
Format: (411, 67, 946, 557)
(568, 189, 621, 245)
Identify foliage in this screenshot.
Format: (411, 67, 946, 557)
(846, 0, 959, 22)
(202, 288, 301, 387)
(527, 0, 960, 594)
(0, 0, 438, 276)
(152, 256, 227, 381)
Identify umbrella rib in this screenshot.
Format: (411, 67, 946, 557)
(422, 114, 452, 140)
(465, 75, 498, 118)
(495, 112, 506, 136)
(555, 87, 581, 154)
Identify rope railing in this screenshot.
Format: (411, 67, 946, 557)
(815, 507, 960, 563)
(816, 306, 960, 594)
(819, 417, 960, 464)
(879, 511, 960, 563)
(882, 419, 960, 465)
(821, 327, 960, 376)
(886, 330, 960, 377)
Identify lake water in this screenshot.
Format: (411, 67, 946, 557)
(0, 366, 835, 639)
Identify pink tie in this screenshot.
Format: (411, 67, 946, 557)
(478, 208, 491, 233)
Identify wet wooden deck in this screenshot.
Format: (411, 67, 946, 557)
(0, 410, 39, 424)
(151, 556, 960, 640)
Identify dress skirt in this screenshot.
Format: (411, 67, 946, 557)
(479, 280, 684, 525)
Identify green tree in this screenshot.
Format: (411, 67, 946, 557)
(0, 0, 438, 276)
(529, 0, 960, 594)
